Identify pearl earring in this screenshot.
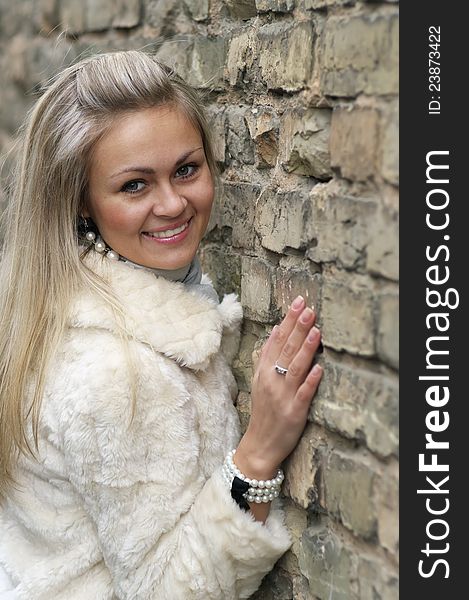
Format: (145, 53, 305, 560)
(78, 216, 121, 262)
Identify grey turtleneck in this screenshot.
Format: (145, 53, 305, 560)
(119, 254, 219, 304)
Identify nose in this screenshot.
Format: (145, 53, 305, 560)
(151, 182, 188, 217)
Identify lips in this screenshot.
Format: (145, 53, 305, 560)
(142, 217, 193, 244)
(144, 218, 192, 239)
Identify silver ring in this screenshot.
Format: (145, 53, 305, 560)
(274, 362, 288, 376)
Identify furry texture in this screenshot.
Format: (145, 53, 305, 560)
(0, 256, 291, 599)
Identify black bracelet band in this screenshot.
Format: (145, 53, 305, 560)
(230, 476, 250, 511)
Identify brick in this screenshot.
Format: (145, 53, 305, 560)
(251, 568, 293, 600)
(275, 263, 321, 318)
(284, 424, 325, 509)
(59, 0, 85, 35)
(307, 182, 398, 280)
(35, 0, 60, 34)
(198, 244, 241, 297)
(246, 108, 279, 169)
(255, 188, 313, 254)
(155, 36, 192, 80)
(307, 182, 377, 270)
(208, 182, 259, 250)
(0, 82, 31, 136)
(380, 101, 399, 185)
(330, 106, 379, 182)
(205, 106, 226, 163)
(256, 130, 278, 169)
(291, 575, 311, 600)
(0, 0, 36, 37)
(234, 391, 251, 433)
(377, 292, 399, 369)
(231, 321, 265, 392)
(309, 182, 398, 280)
(357, 555, 399, 600)
(21, 38, 77, 90)
(321, 14, 398, 96)
(113, 0, 141, 28)
(2, 36, 24, 88)
(299, 522, 354, 600)
(251, 325, 270, 376)
(85, 0, 113, 32)
(224, 0, 257, 19)
(306, 180, 399, 281)
(312, 359, 398, 458)
(321, 271, 375, 356)
(256, 0, 295, 12)
(323, 451, 377, 538)
(365, 202, 399, 281)
(381, 181, 399, 214)
(146, 0, 191, 35)
(283, 109, 333, 180)
(225, 106, 255, 165)
(226, 29, 255, 87)
(305, 0, 353, 7)
(241, 257, 276, 323)
(375, 461, 398, 555)
(255, 129, 278, 169)
(187, 37, 227, 90)
(258, 22, 314, 92)
(284, 501, 308, 564)
(184, 0, 209, 21)
(225, 183, 259, 249)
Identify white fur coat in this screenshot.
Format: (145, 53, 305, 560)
(0, 255, 291, 599)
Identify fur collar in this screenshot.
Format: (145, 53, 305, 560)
(69, 253, 243, 371)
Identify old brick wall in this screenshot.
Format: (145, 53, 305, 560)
(0, 1, 398, 598)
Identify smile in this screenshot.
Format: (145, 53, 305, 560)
(145, 220, 190, 238)
(142, 218, 192, 244)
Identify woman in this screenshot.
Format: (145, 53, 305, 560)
(0, 50, 323, 599)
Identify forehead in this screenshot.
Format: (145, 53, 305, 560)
(89, 105, 202, 172)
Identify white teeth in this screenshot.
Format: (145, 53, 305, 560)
(146, 221, 189, 239)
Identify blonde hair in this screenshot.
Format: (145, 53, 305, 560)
(0, 50, 217, 499)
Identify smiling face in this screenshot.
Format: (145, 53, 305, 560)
(84, 105, 215, 270)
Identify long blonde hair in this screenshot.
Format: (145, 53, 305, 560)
(0, 50, 217, 499)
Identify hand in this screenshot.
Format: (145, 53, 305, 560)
(235, 296, 323, 478)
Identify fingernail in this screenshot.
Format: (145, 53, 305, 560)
(300, 308, 313, 323)
(307, 327, 319, 342)
(312, 364, 322, 376)
(291, 295, 304, 310)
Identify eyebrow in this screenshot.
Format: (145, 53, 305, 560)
(109, 147, 204, 179)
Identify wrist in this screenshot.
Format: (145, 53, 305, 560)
(224, 449, 283, 509)
(234, 441, 279, 481)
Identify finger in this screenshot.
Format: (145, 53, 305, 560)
(275, 308, 316, 370)
(260, 325, 275, 358)
(262, 296, 306, 365)
(295, 363, 323, 406)
(284, 326, 321, 384)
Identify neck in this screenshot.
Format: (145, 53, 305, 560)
(119, 257, 193, 282)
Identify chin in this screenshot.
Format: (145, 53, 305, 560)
(145, 253, 196, 271)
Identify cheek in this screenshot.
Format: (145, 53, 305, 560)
(93, 201, 142, 234)
(197, 177, 215, 214)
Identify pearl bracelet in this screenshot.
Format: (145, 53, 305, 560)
(223, 449, 284, 505)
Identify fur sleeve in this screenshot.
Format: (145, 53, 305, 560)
(45, 330, 291, 599)
(217, 293, 243, 367)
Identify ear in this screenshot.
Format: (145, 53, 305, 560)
(80, 186, 91, 218)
